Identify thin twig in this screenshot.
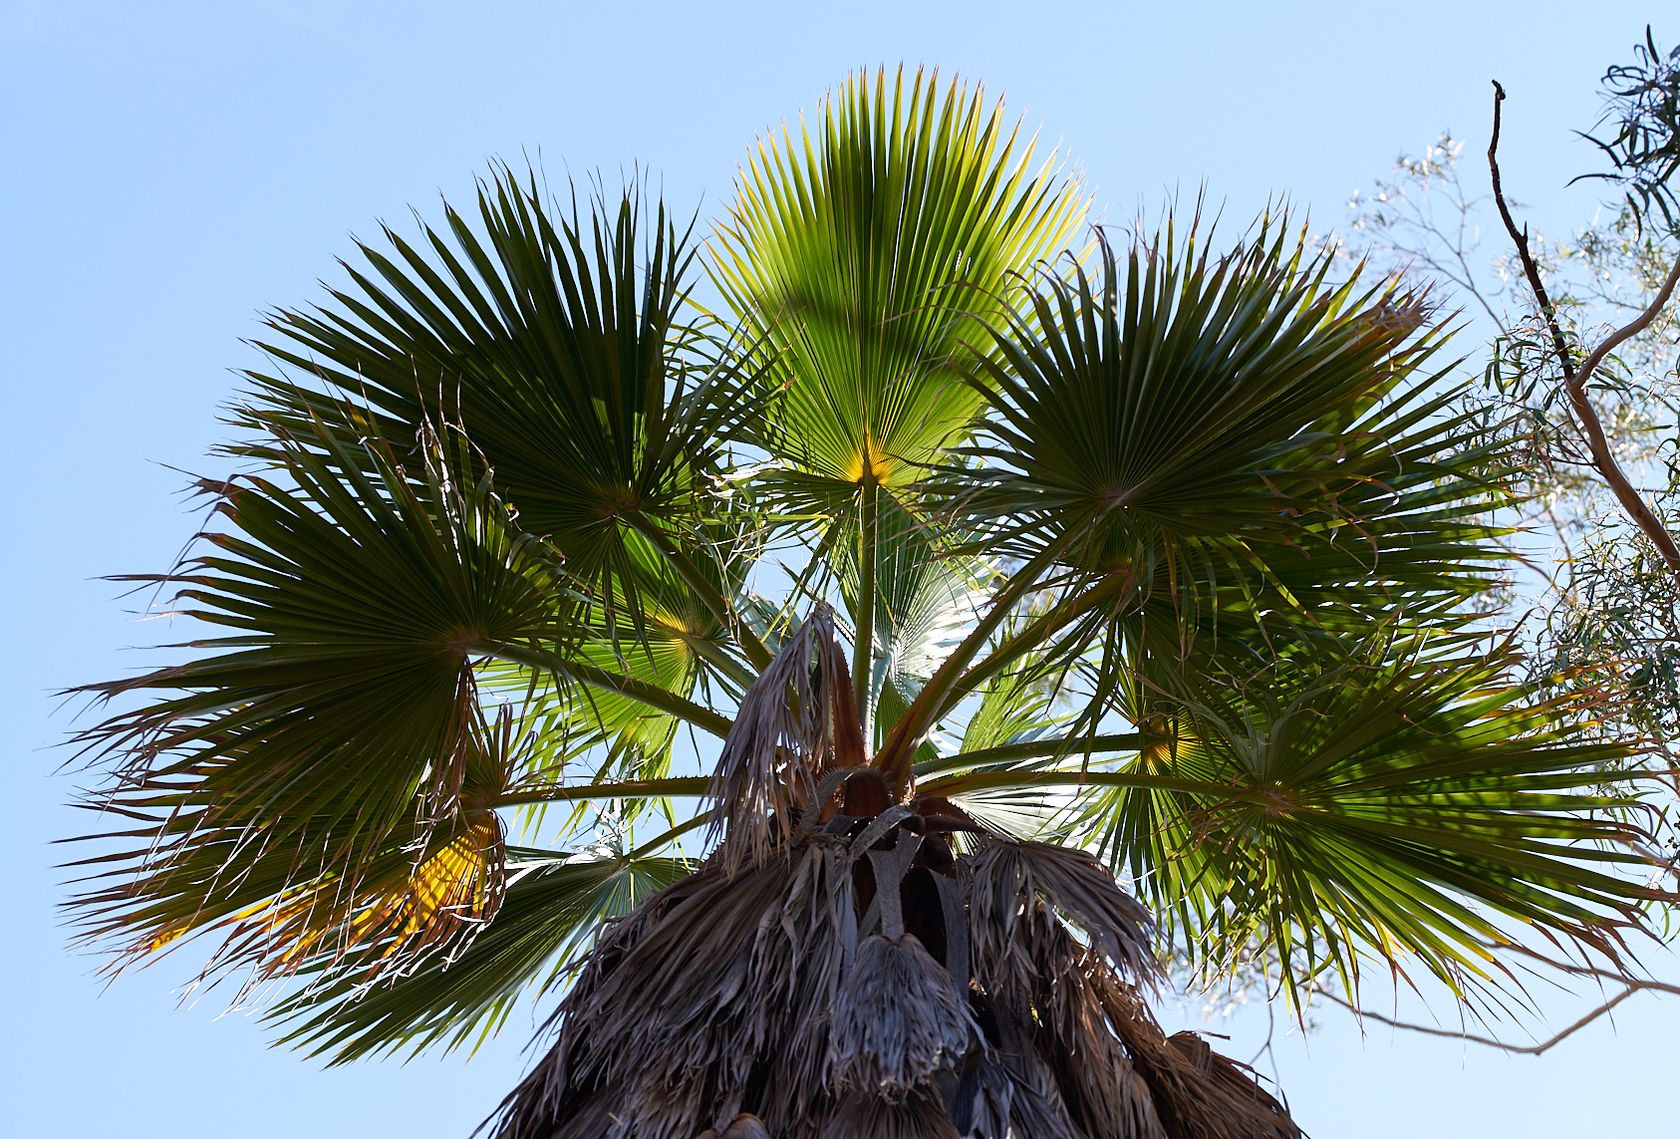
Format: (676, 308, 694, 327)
(1320, 984, 1664, 1055)
(1574, 256, 1680, 398)
(1488, 80, 1680, 570)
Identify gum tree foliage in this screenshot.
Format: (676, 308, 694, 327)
(1349, 31, 1680, 774)
(66, 68, 1673, 1137)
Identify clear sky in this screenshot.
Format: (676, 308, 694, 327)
(5, 2, 1673, 1135)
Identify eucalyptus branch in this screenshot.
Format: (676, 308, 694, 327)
(489, 641, 734, 738)
(1489, 80, 1680, 570)
(1574, 254, 1680, 401)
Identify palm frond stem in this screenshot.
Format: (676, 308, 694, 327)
(490, 776, 711, 810)
(912, 733, 1150, 778)
(954, 567, 1139, 703)
(920, 766, 1257, 800)
(626, 813, 711, 860)
(874, 536, 1080, 791)
(854, 473, 880, 745)
(488, 642, 732, 737)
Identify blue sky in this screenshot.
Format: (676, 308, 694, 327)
(5, 2, 1674, 1135)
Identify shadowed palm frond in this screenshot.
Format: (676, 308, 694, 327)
(243, 169, 766, 661)
(71, 698, 515, 1000)
(68, 419, 565, 984)
(866, 215, 1514, 773)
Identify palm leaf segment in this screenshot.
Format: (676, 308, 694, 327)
(1071, 633, 1660, 1004)
(246, 169, 765, 663)
(944, 220, 1502, 598)
(64, 65, 1671, 1138)
(68, 182, 739, 1029)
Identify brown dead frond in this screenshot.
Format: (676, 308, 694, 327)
(1094, 962, 1302, 1139)
(817, 1089, 960, 1138)
(829, 932, 981, 1101)
(706, 605, 863, 874)
(489, 645, 1299, 1139)
(968, 836, 1160, 988)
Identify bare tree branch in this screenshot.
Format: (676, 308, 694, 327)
(1489, 79, 1680, 570)
(1318, 983, 1674, 1055)
(1319, 936, 1680, 1057)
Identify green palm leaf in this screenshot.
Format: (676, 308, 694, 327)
(874, 219, 1512, 775)
(244, 169, 764, 659)
(715, 66, 1084, 492)
(268, 848, 691, 1063)
(1073, 636, 1660, 1005)
(488, 517, 768, 792)
(67, 421, 565, 982)
(713, 67, 1085, 697)
(941, 220, 1505, 601)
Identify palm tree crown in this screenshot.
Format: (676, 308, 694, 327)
(69, 67, 1665, 1138)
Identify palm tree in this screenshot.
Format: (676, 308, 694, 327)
(69, 68, 1664, 1138)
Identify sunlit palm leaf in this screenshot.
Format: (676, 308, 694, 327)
(268, 849, 691, 1063)
(931, 643, 1076, 838)
(1074, 637, 1659, 1004)
(712, 65, 1084, 517)
(956, 646, 1062, 756)
(940, 220, 1506, 615)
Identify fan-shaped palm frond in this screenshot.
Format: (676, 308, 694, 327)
(69, 419, 561, 979)
(952, 224, 1504, 604)
(715, 67, 1084, 495)
(869, 216, 1510, 776)
(713, 66, 1086, 711)
(244, 169, 769, 664)
(1056, 635, 1659, 1003)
